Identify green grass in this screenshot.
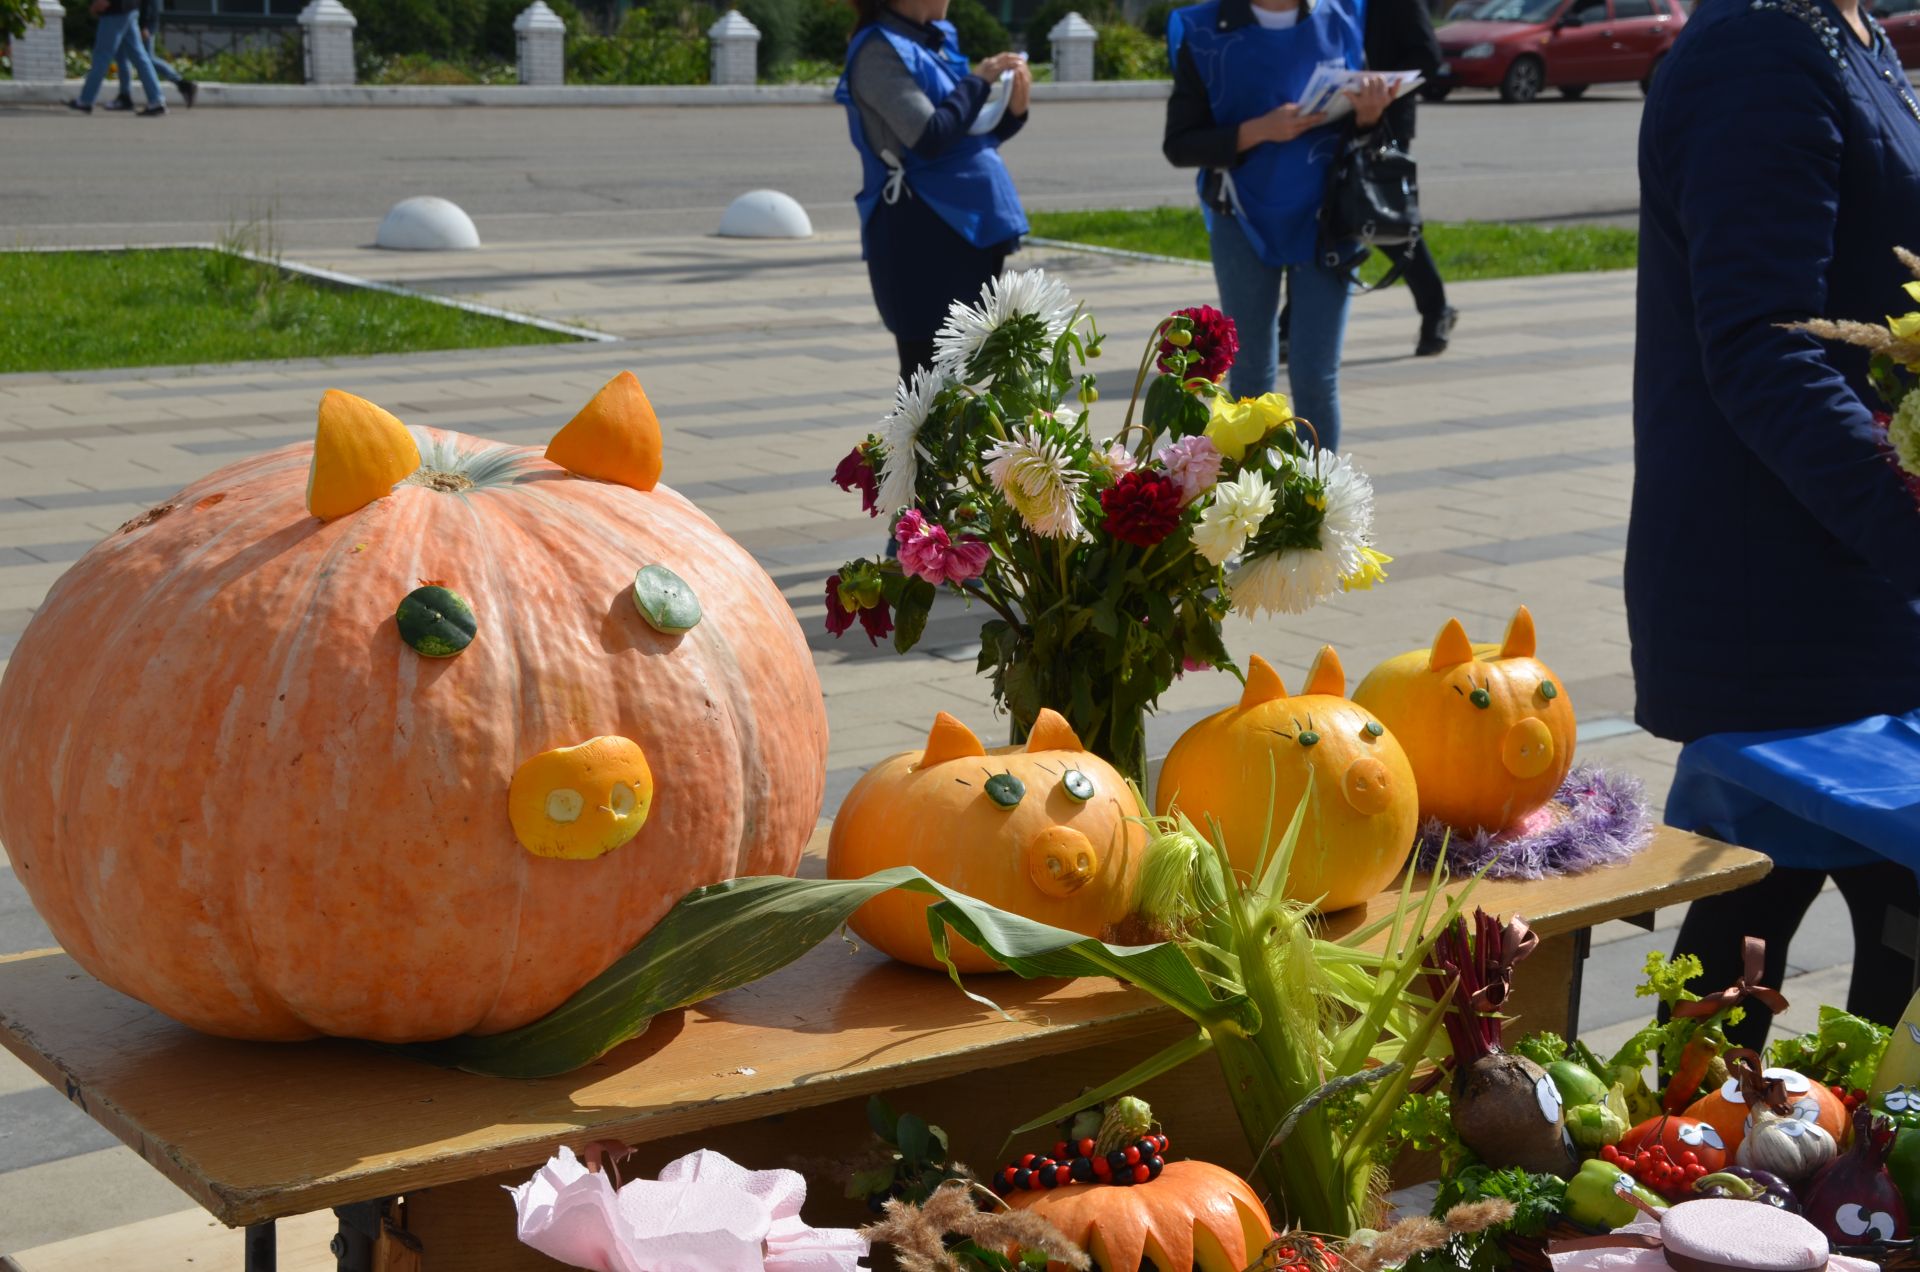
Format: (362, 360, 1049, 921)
(1, 248, 578, 374)
(1026, 207, 1639, 282)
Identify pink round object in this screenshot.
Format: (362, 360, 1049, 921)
(1662, 1199, 1829, 1271)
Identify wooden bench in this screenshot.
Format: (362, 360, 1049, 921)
(0, 826, 1768, 1271)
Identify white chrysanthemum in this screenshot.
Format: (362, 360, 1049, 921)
(1311, 450, 1376, 575)
(1191, 512, 1246, 566)
(875, 368, 946, 516)
(933, 268, 1079, 380)
(1228, 547, 1346, 616)
(1216, 469, 1276, 536)
(983, 425, 1086, 538)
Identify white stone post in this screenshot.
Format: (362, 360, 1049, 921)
(298, 0, 357, 86)
(706, 9, 760, 87)
(1048, 11, 1098, 83)
(12, 0, 67, 83)
(514, 1, 566, 86)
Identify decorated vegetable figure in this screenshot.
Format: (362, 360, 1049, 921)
(1564, 1158, 1668, 1230)
(1619, 1115, 1729, 1175)
(1802, 1106, 1909, 1245)
(1742, 1106, 1839, 1188)
(1689, 1048, 1849, 1158)
(1424, 909, 1577, 1177)
(828, 710, 1145, 971)
(1565, 1083, 1630, 1150)
(1155, 647, 1417, 913)
(0, 377, 830, 1043)
(1351, 606, 1576, 834)
(1692, 1167, 1800, 1212)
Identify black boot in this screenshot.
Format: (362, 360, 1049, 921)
(1416, 306, 1460, 357)
(104, 96, 135, 112)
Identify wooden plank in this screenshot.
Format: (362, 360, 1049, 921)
(0, 826, 1768, 1228)
(4, 1208, 337, 1271)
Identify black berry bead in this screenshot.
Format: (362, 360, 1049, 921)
(1014, 1168, 1033, 1189)
(1148, 1157, 1164, 1180)
(1107, 1151, 1129, 1175)
(1071, 1158, 1093, 1182)
(1040, 1169, 1059, 1189)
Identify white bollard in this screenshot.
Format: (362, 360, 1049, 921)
(1048, 11, 1098, 83)
(717, 190, 814, 239)
(12, 0, 66, 83)
(298, 0, 357, 86)
(514, 1, 566, 87)
(707, 9, 761, 88)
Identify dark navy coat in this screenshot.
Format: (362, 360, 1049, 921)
(1628, 0, 1920, 741)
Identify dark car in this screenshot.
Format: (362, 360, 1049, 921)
(1427, 0, 1688, 101)
(1872, 0, 1920, 66)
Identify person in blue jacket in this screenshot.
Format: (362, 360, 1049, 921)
(1162, 0, 1391, 450)
(837, 0, 1032, 381)
(1630, 0, 1920, 1039)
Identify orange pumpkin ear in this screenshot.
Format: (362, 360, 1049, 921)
(306, 389, 420, 521)
(1025, 708, 1084, 753)
(545, 371, 664, 492)
(1239, 654, 1288, 709)
(1499, 605, 1537, 659)
(1428, 618, 1476, 671)
(1303, 645, 1345, 697)
(918, 711, 986, 768)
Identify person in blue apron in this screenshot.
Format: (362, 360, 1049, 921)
(1162, 0, 1392, 451)
(837, 0, 1032, 381)
(1631, 0, 1920, 1042)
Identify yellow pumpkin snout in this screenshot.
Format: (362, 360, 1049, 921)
(509, 735, 654, 860)
(1027, 825, 1098, 898)
(1501, 717, 1556, 780)
(1341, 756, 1396, 817)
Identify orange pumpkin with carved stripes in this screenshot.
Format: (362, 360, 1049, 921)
(0, 374, 827, 1043)
(1006, 1161, 1274, 1272)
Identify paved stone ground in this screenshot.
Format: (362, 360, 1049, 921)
(0, 231, 1853, 1251)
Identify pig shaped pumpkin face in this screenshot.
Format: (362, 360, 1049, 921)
(1156, 646, 1419, 914)
(828, 710, 1145, 972)
(1353, 606, 1577, 835)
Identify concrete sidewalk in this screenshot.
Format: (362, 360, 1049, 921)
(0, 231, 1847, 1251)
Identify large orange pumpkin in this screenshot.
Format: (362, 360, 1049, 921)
(1684, 1068, 1849, 1156)
(1155, 646, 1418, 913)
(1005, 1160, 1273, 1272)
(1351, 606, 1577, 834)
(827, 710, 1145, 972)
(0, 376, 828, 1043)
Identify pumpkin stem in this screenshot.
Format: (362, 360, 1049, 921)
(306, 389, 422, 521)
(1093, 1095, 1156, 1154)
(403, 469, 475, 494)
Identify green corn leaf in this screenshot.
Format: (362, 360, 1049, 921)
(1004, 1029, 1216, 1143)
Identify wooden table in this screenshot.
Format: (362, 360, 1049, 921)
(0, 825, 1768, 1272)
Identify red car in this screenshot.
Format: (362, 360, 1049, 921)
(1871, 0, 1920, 66)
(1427, 0, 1688, 102)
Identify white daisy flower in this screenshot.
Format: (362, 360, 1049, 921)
(983, 424, 1087, 538)
(1191, 512, 1247, 566)
(1310, 450, 1375, 576)
(874, 367, 946, 516)
(933, 268, 1079, 380)
(1228, 547, 1346, 616)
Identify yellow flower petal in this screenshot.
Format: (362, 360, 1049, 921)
(1204, 392, 1294, 462)
(1890, 312, 1920, 342)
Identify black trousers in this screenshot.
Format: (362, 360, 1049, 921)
(1376, 235, 1448, 320)
(1670, 860, 1920, 1050)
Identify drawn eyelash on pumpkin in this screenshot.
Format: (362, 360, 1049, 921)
(953, 778, 972, 787)
(1264, 725, 1296, 740)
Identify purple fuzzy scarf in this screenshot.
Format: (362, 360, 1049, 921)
(1411, 764, 1653, 880)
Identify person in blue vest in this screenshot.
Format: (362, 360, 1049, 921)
(1631, 0, 1920, 1040)
(1162, 0, 1392, 451)
(837, 0, 1032, 382)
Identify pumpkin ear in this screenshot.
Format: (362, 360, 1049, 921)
(1303, 645, 1345, 697)
(545, 371, 664, 492)
(918, 711, 986, 767)
(1239, 654, 1288, 709)
(1499, 605, 1537, 659)
(1427, 617, 1476, 672)
(1025, 708, 1084, 753)
(306, 389, 420, 521)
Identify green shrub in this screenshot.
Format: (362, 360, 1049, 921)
(1139, 0, 1175, 38)
(948, 0, 1013, 55)
(796, 0, 855, 62)
(1094, 20, 1162, 78)
(172, 37, 304, 84)
(1024, 0, 1115, 61)
(568, 6, 710, 82)
(734, 0, 801, 71)
(343, 0, 489, 57)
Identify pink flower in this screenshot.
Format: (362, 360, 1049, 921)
(1157, 435, 1223, 505)
(894, 509, 991, 585)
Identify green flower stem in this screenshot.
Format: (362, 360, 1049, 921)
(1116, 318, 1177, 448)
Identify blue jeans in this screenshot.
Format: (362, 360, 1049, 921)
(1208, 211, 1351, 452)
(119, 29, 184, 98)
(79, 11, 161, 107)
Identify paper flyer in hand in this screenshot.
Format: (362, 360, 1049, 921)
(1296, 66, 1424, 121)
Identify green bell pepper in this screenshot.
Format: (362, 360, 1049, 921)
(1565, 1159, 1667, 1230)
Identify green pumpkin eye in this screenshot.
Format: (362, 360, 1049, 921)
(1364, 720, 1384, 738)
(396, 585, 476, 658)
(1470, 688, 1492, 709)
(1298, 731, 1320, 747)
(985, 773, 1026, 809)
(1062, 769, 1095, 802)
(1540, 681, 1559, 700)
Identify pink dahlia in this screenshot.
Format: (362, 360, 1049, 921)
(1157, 305, 1239, 384)
(894, 509, 991, 585)
(1158, 434, 1223, 505)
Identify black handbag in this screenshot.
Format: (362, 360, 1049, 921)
(1318, 125, 1423, 280)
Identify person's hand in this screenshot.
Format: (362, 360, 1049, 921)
(1344, 74, 1395, 128)
(1007, 57, 1032, 114)
(1238, 102, 1327, 150)
(973, 51, 1024, 82)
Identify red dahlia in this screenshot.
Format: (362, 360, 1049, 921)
(1100, 470, 1184, 547)
(823, 574, 893, 645)
(832, 443, 880, 517)
(1157, 305, 1239, 384)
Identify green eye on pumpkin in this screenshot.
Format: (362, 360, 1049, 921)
(1540, 681, 1559, 700)
(395, 585, 476, 658)
(1469, 688, 1492, 709)
(985, 772, 1026, 809)
(1062, 769, 1095, 802)
(1298, 731, 1320, 747)
(1363, 720, 1384, 738)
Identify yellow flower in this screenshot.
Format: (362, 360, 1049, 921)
(1204, 392, 1293, 462)
(1889, 311, 1920, 342)
(1905, 281, 1920, 304)
(1339, 547, 1392, 592)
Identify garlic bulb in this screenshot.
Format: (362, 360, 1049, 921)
(1738, 1106, 1838, 1185)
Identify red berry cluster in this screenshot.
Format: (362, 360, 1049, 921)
(990, 1135, 1170, 1193)
(1599, 1142, 1707, 1200)
(1268, 1235, 1328, 1272)
(1833, 1085, 1868, 1114)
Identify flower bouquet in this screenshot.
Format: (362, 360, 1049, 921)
(826, 269, 1387, 784)
(1792, 245, 1920, 502)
